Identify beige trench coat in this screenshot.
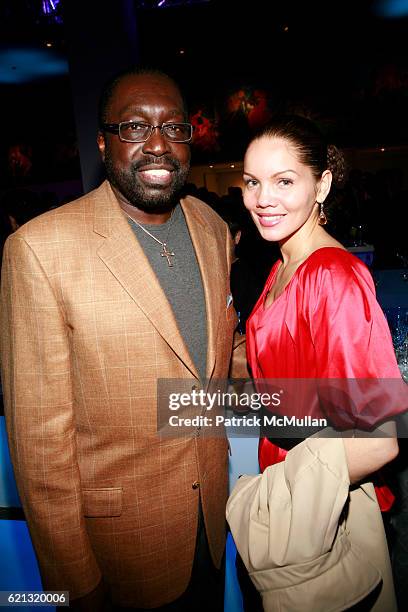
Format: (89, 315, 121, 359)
(227, 435, 396, 611)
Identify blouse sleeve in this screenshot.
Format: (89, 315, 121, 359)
(303, 252, 407, 429)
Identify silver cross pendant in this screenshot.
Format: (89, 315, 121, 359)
(161, 243, 175, 267)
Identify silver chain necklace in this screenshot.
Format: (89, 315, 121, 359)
(123, 208, 176, 267)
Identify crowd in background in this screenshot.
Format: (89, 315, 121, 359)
(2, 166, 407, 343)
(1, 164, 408, 275)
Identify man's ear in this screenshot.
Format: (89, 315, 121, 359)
(316, 169, 332, 203)
(97, 131, 106, 162)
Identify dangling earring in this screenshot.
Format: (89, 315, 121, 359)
(318, 201, 327, 225)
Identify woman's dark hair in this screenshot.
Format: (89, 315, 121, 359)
(253, 114, 346, 187)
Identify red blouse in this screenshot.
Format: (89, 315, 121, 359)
(246, 247, 406, 509)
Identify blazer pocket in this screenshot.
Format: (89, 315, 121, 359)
(82, 487, 123, 518)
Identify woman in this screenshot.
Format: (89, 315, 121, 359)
(234, 115, 406, 610)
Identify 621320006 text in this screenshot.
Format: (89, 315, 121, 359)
(0, 591, 69, 607)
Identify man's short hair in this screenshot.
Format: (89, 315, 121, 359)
(98, 66, 188, 128)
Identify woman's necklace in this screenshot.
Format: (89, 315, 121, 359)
(123, 208, 176, 267)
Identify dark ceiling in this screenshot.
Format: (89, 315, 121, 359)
(1, 0, 408, 173)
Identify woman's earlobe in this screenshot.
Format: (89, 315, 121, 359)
(317, 170, 332, 202)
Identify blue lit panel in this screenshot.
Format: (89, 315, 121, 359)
(225, 533, 244, 612)
(0, 416, 21, 508)
(0, 48, 68, 84)
(0, 521, 49, 612)
(374, 0, 408, 17)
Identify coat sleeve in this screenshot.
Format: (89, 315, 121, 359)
(226, 435, 381, 611)
(0, 234, 101, 598)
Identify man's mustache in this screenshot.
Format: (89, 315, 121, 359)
(132, 156, 181, 171)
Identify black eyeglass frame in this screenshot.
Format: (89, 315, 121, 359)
(101, 121, 194, 143)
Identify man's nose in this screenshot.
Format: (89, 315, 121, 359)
(142, 126, 171, 156)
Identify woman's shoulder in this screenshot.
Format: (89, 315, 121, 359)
(297, 247, 375, 298)
(301, 247, 370, 278)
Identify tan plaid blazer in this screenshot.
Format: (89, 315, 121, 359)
(0, 181, 242, 607)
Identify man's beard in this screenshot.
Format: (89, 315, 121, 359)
(104, 150, 190, 214)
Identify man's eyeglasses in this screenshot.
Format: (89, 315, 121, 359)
(102, 121, 193, 143)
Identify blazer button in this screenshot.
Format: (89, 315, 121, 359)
(191, 384, 198, 391)
(192, 481, 200, 489)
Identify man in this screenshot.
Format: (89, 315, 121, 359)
(1, 68, 245, 610)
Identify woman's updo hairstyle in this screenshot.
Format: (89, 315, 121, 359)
(253, 114, 347, 188)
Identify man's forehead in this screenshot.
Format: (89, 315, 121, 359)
(114, 74, 181, 100)
(116, 103, 183, 118)
(109, 74, 185, 115)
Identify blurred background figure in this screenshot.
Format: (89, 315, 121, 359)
(226, 216, 265, 336)
(0, 188, 51, 261)
(7, 144, 33, 180)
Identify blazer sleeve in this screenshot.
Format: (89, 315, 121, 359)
(230, 333, 249, 378)
(0, 234, 102, 598)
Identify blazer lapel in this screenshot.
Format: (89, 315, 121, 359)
(93, 182, 199, 378)
(181, 197, 222, 379)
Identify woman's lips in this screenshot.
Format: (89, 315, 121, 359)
(256, 213, 286, 227)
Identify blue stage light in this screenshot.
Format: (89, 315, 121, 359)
(135, 0, 209, 7)
(0, 48, 68, 84)
(374, 0, 408, 17)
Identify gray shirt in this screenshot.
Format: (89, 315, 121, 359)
(126, 204, 207, 381)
